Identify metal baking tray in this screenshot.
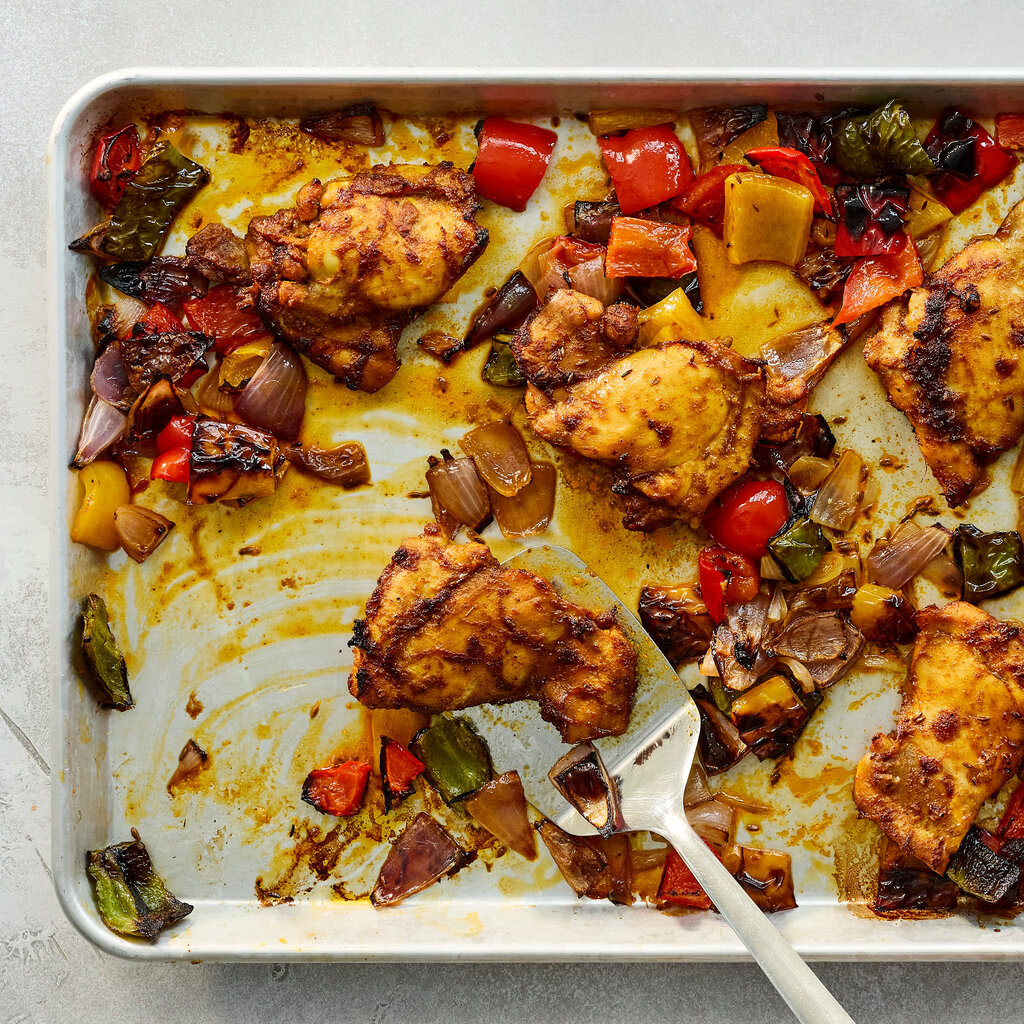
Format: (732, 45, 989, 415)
(48, 68, 1024, 961)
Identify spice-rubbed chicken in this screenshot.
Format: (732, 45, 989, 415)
(241, 163, 487, 392)
(853, 602, 1024, 873)
(511, 289, 764, 530)
(349, 528, 638, 743)
(864, 198, 1024, 507)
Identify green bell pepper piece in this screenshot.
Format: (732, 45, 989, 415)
(953, 525, 1024, 602)
(768, 518, 831, 582)
(81, 594, 133, 710)
(481, 335, 525, 387)
(411, 714, 493, 803)
(835, 100, 935, 177)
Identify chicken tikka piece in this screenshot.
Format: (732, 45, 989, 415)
(348, 527, 638, 743)
(190, 163, 487, 393)
(511, 289, 764, 531)
(864, 197, 1024, 507)
(853, 601, 1024, 874)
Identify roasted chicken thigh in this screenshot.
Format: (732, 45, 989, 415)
(349, 528, 638, 743)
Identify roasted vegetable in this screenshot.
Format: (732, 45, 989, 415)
(850, 584, 918, 645)
(833, 183, 910, 258)
(219, 337, 272, 391)
(588, 108, 676, 137)
(703, 479, 790, 560)
(86, 829, 192, 940)
(379, 736, 426, 812)
(657, 846, 715, 910)
(834, 100, 935, 176)
(953, 525, 1024, 602)
(282, 440, 372, 489)
(637, 584, 714, 666)
(188, 420, 287, 506)
(730, 674, 819, 761)
(720, 844, 797, 912)
(80, 594, 133, 710)
(411, 714, 492, 804)
(833, 234, 923, 327)
(299, 104, 384, 146)
(636, 285, 713, 344)
(481, 336, 526, 387)
(536, 819, 631, 904)
(98, 258, 207, 306)
(167, 738, 209, 793)
(71, 461, 131, 551)
(692, 684, 748, 775)
(113, 504, 174, 564)
(571, 199, 620, 244)
(722, 171, 814, 267)
(605, 217, 696, 278)
(767, 517, 831, 582)
(874, 836, 958, 914)
(689, 105, 768, 168)
(465, 771, 537, 860)
(473, 117, 557, 212)
(89, 125, 142, 210)
(464, 270, 537, 349)
(697, 547, 761, 624)
(598, 125, 693, 214)
(371, 813, 469, 907)
(946, 826, 1021, 903)
(100, 145, 209, 262)
(548, 743, 623, 838)
(301, 760, 371, 817)
(776, 109, 852, 184)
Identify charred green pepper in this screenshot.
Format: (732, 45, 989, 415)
(481, 334, 526, 387)
(835, 100, 935, 176)
(953, 525, 1024, 602)
(767, 518, 831, 582)
(86, 828, 193, 940)
(946, 827, 1020, 903)
(101, 144, 209, 261)
(411, 714, 493, 804)
(81, 594, 133, 710)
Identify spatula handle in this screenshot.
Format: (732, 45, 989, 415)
(660, 813, 856, 1024)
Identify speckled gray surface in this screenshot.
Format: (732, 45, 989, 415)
(4, 2, 1024, 1020)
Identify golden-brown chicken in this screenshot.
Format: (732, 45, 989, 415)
(511, 289, 764, 530)
(244, 163, 487, 392)
(853, 602, 1024, 873)
(863, 198, 1024, 507)
(348, 528, 638, 743)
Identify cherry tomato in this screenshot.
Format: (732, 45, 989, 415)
(702, 479, 789, 560)
(150, 447, 191, 483)
(89, 124, 142, 210)
(598, 125, 693, 215)
(472, 118, 558, 212)
(698, 547, 761, 624)
(155, 416, 196, 454)
(183, 285, 270, 354)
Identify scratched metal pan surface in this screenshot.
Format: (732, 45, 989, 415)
(48, 68, 1024, 961)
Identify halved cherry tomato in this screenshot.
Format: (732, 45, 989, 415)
(697, 547, 761, 625)
(999, 782, 1024, 840)
(657, 843, 721, 909)
(155, 416, 196, 454)
(995, 114, 1024, 151)
(670, 164, 746, 234)
(745, 146, 834, 218)
(301, 760, 372, 817)
(605, 217, 695, 279)
(472, 117, 558, 212)
(833, 183, 909, 258)
(703, 479, 789, 560)
(183, 285, 270, 354)
(833, 234, 923, 327)
(924, 109, 1016, 214)
(89, 124, 142, 210)
(140, 301, 184, 335)
(598, 125, 693, 215)
(150, 447, 191, 483)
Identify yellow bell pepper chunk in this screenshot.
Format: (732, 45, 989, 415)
(637, 287, 716, 345)
(71, 461, 131, 552)
(723, 171, 814, 267)
(903, 184, 953, 238)
(220, 337, 272, 390)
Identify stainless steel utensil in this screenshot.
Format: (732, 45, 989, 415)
(469, 544, 855, 1024)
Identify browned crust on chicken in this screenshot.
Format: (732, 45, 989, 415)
(863, 199, 1024, 507)
(853, 602, 1024, 873)
(348, 528, 638, 743)
(245, 163, 487, 393)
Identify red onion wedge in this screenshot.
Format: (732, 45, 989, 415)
(113, 504, 174, 564)
(459, 421, 532, 497)
(489, 461, 556, 538)
(548, 743, 623, 839)
(464, 271, 537, 348)
(90, 344, 131, 409)
(465, 771, 537, 861)
(299, 104, 384, 146)
(567, 255, 623, 306)
(283, 440, 371, 488)
(235, 342, 307, 441)
(426, 451, 491, 531)
(73, 397, 127, 467)
(370, 813, 468, 907)
(686, 797, 735, 847)
(868, 522, 952, 589)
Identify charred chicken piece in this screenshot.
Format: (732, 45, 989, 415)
(244, 163, 488, 392)
(854, 602, 1024, 874)
(864, 198, 1024, 507)
(512, 289, 764, 530)
(349, 528, 638, 743)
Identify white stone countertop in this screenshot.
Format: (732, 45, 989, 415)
(3, 2, 1023, 1020)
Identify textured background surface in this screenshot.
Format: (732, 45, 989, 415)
(3, 2, 1024, 1020)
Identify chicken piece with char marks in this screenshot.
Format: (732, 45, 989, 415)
(864, 198, 1024, 507)
(512, 289, 765, 530)
(243, 163, 487, 392)
(853, 602, 1024, 873)
(349, 528, 638, 743)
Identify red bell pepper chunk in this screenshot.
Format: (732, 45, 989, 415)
(183, 285, 271, 354)
(924, 110, 1016, 215)
(657, 843, 721, 909)
(996, 114, 1024, 151)
(150, 447, 191, 484)
(703, 479, 789, 561)
(697, 546, 761, 625)
(744, 146, 834, 218)
(670, 163, 746, 234)
(998, 782, 1024, 840)
(605, 217, 696, 279)
(833, 234, 923, 328)
(381, 737, 426, 810)
(833, 183, 910, 259)
(140, 301, 185, 335)
(301, 760, 372, 817)
(472, 117, 558, 212)
(598, 125, 694, 215)
(89, 124, 142, 211)
(155, 415, 196, 454)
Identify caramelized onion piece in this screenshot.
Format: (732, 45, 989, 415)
(371, 813, 469, 907)
(568, 255, 623, 306)
(465, 771, 537, 861)
(769, 610, 847, 662)
(284, 440, 371, 488)
(73, 397, 127, 467)
(91, 344, 131, 408)
(686, 798, 735, 847)
(460, 422, 532, 497)
(464, 270, 537, 348)
(299, 104, 384, 146)
(549, 743, 623, 838)
(235, 341, 307, 441)
(810, 449, 868, 531)
(426, 451, 491, 531)
(535, 819, 614, 900)
(196, 362, 238, 421)
(167, 738, 208, 792)
(489, 461, 556, 538)
(113, 504, 174, 563)
(638, 584, 713, 666)
(720, 844, 797, 912)
(867, 522, 952, 589)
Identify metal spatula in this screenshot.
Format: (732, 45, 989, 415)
(464, 543, 855, 1024)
